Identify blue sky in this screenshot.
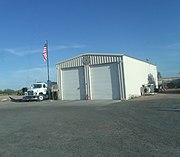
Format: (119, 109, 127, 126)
(0, 0, 180, 90)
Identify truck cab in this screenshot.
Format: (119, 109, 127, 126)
(23, 82, 48, 101)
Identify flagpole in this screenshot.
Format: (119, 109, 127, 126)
(46, 40, 51, 99)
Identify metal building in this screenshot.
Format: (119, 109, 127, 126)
(56, 54, 158, 100)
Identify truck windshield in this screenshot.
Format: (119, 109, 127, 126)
(33, 84, 42, 88)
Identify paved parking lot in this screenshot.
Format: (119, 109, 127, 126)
(0, 94, 180, 157)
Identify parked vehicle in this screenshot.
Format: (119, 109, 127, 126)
(16, 87, 28, 96)
(23, 82, 49, 101)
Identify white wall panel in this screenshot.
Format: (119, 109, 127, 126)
(123, 56, 158, 99)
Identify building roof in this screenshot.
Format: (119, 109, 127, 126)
(56, 53, 156, 66)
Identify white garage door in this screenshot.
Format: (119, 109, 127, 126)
(62, 67, 86, 100)
(90, 63, 120, 100)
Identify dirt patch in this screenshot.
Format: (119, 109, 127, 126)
(0, 95, 23, 102)
(0, 95, 10, 102)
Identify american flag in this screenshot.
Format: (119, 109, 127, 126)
(42, 43, 47, 62)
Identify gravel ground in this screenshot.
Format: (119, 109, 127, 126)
(0, 94, 180, 157)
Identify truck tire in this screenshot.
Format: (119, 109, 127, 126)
(39, 95, 44, 101)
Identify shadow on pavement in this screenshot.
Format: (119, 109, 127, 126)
(9, 96, 30, 102)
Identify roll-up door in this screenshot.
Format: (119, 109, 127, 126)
(62, 67, 86, 100)
(90, 63, 120, 100)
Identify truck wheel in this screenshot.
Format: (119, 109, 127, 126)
(39, 95, 44, 101)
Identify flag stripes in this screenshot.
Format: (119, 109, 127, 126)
(42, 44, 47, 62)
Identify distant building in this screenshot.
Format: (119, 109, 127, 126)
(56, 54, 158, 100)
(159, 77, 180, 88)
(159, 77, 180, 82)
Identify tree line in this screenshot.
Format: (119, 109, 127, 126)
(0, 89, 16, 95)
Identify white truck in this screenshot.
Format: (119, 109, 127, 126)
(23, 82, 49, 101)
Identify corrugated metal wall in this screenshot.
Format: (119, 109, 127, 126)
(56, 54, 125, 100)
(57, 54, 123, 69)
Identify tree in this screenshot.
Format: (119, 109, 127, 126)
(0, 89, 16, 95)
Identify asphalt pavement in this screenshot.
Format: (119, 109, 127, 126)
(0, 94, 180, 157)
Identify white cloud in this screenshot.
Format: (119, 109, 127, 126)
(160, 42, 180, 58)
(160, 69, 180, 77)
(4, 47, 40, 56)
(13, 67, 56, 80)
(49, 44, 86, 51)
(70, 44, 86, 48)
(165, 42, 180, 50)
(1, 67, 57, 90)
(3, 43, 86, 56)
